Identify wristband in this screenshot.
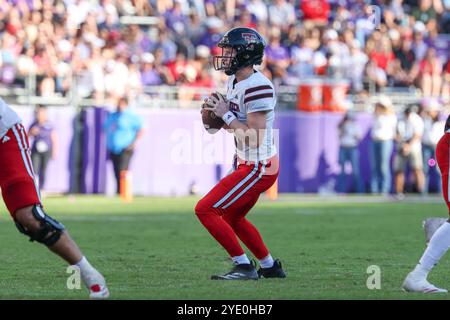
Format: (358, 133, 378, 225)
(222, 111, 237, 126)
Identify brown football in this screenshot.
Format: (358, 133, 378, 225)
(201, 92, 225, 134)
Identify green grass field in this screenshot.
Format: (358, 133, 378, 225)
(0, 194, 449, 300)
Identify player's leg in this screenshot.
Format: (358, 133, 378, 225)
(12, 204, 109, 298)
(220, 171, 285, 278)
(195, 164, 263, 280)
(403, 174, 450, 293)
(0, 124, 109, 298)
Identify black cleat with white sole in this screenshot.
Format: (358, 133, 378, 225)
(211, 262, 259, 280)
(258, 259, 286, 278)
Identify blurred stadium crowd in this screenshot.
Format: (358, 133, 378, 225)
(0, 0, 448, 104)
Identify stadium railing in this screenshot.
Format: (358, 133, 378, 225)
(0, 73, 433, 112)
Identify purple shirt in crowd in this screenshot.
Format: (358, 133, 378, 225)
(265, 44, 290, 62)
(141, 69, 162, 86)
(29, 121, 54, 153)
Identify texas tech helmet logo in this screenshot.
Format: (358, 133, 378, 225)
(241, 33, 258, 44)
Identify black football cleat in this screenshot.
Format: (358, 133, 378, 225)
(211, 262, 259, 280)
(258, 259, 286, 278)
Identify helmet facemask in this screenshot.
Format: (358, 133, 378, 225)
(213, 46, 238, 75)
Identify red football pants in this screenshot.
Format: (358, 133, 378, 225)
(195, 160, 278, 259)
(0, 124, 41, 216)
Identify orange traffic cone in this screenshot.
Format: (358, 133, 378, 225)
(120, 170, 133, 202)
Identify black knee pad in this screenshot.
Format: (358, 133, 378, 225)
(15, 205, 65, 246)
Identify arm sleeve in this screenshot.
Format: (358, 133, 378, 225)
(244, 87, 276, 113)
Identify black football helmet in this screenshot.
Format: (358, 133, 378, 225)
(213, 27, 266, 76)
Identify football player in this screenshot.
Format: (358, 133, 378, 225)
(0, 98, 109, 298)
(403, 114, 450, 293)
(196, 27, 286, 280)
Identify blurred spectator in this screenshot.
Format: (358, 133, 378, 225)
(288, 36, 315, 80)
(103, 97, 144, 194)
(0, 0, 445, 102)
(394, 106, 425, 197)
(412, 0, 444, 24)
(196, 16, 223, 49)
(265, 28, 290, 84)
(368, 34, 395, 88)
(140, 52, 163, 86)
(410, 47, 443, 96)
(347, 39, 368, 92)
(237, 7, 256, 29)
(246, 0, 268, 23)
(337, 111, 363, 193)
(164, 0, 188, 36)
(411, 21, 429, 62)
(158, 29, 177, 64)
(421, 100, 445, 193)
(28, 105, 57, 191)
(371, 96, 397, 195)
(319, 29, 349, 78)
(392, 37, 416, 87)
(300, 0, 330, 28)
(268, 0, 296, 31)
(355, 4, 379, 46)
(443, 58, 450, 100)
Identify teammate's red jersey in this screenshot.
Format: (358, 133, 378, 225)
(436, 132, 450, 211)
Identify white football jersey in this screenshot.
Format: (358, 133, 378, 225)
(225, 70, 277, 162)
(0, 98, 21, 139)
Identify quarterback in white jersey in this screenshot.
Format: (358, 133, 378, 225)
(225, 70, 277, 163)
(195, 27, 285, 281)
(0, 98, 109, 298)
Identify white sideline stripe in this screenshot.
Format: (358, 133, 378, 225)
(213, 163, 259, 208)
(222, 162, 267, 209)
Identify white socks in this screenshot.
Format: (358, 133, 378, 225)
(76, 256, 95, 274)
(232, 254, 250, 265)
(259, 254, 274, 269)
(417, 221, 450, 276)
(75, 256, 104, 286)
(231, 253, 274, 268)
